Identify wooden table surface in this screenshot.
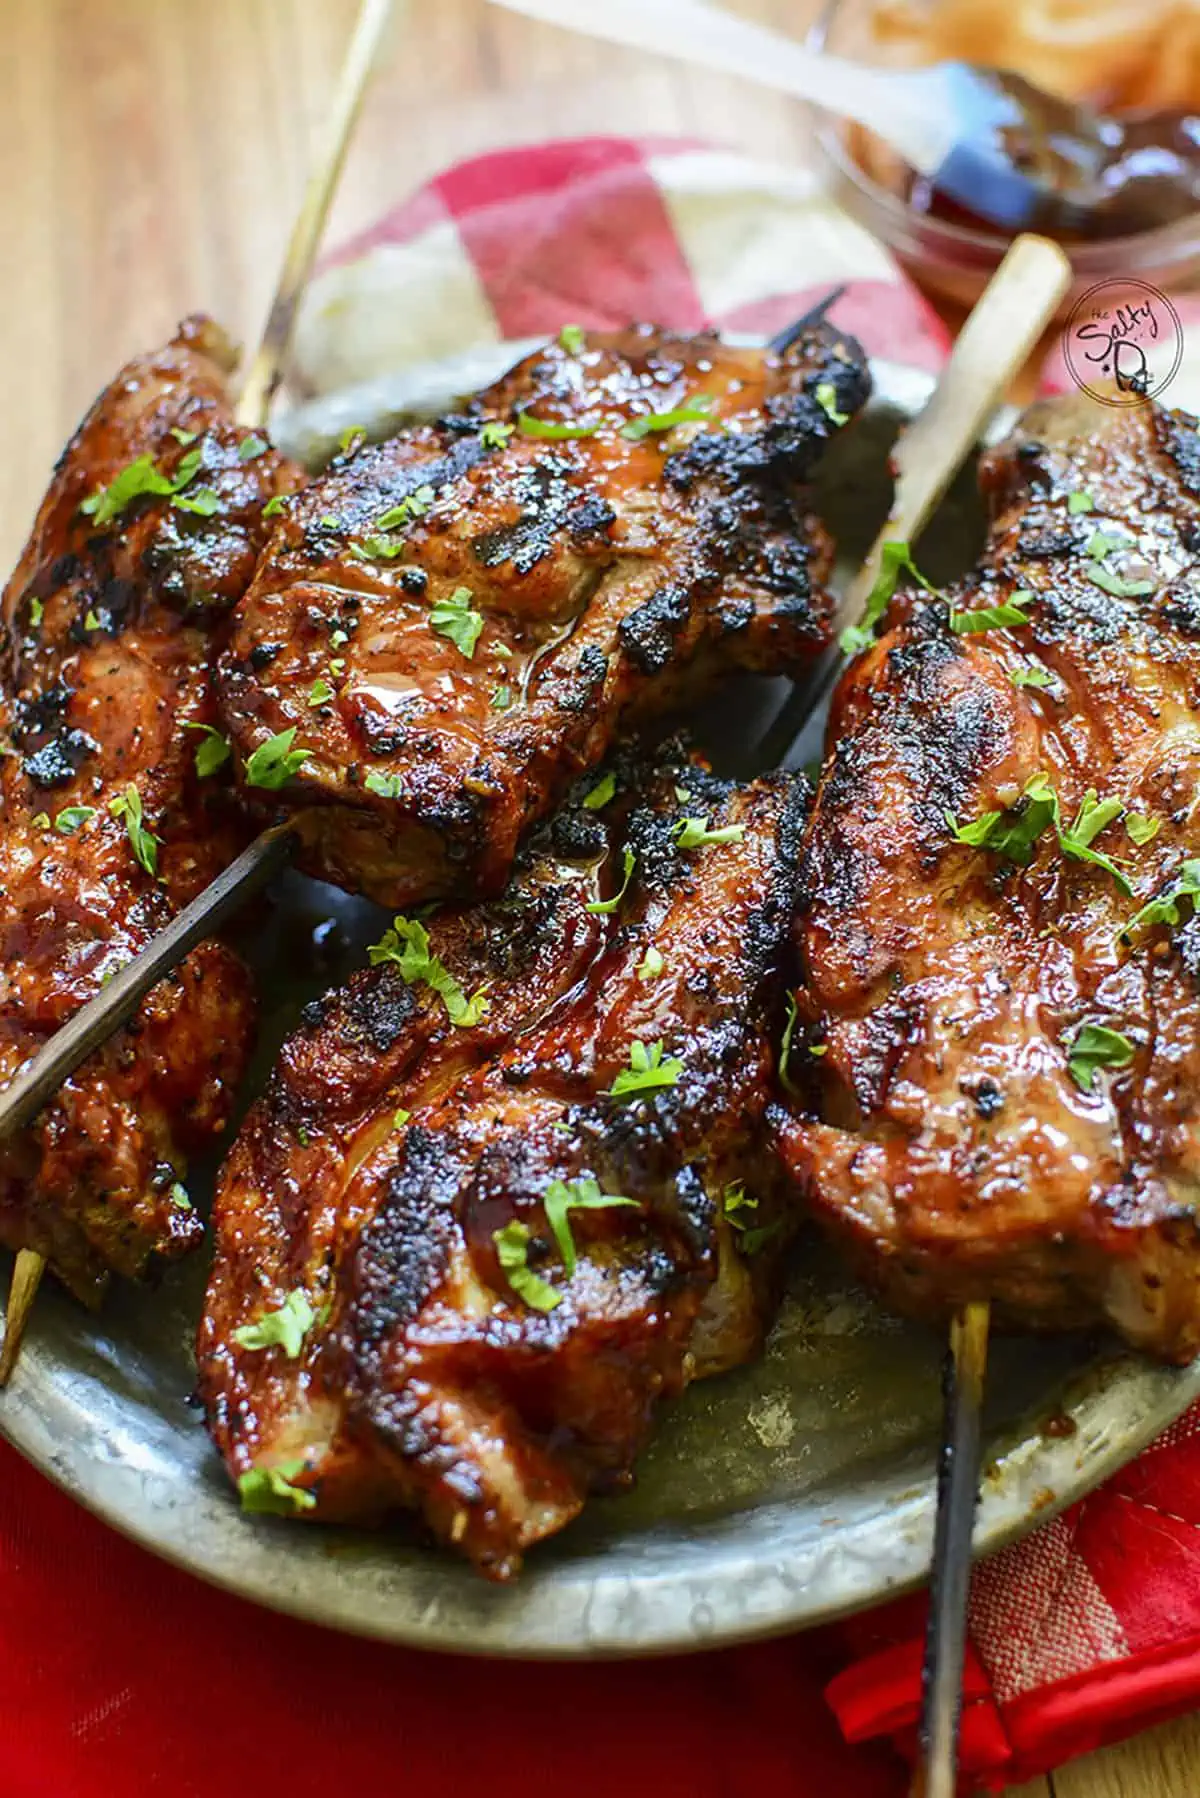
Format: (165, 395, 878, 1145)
(1, 3, 1197, 1792)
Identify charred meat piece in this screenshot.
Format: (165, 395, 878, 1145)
(199, 746, 805, 1576)
(0, 317, 303, 1302)
(218, 323, 867, 908)
(775, 392, 1200, 1363)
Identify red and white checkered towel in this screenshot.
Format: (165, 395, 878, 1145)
(6, 136, 1200, 1798)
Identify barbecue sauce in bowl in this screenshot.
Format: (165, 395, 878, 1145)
(903, 104, 1200, 241)
(810, 0, 1200, 305)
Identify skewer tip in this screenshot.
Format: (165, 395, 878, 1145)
(0, 1249, 47, 1385)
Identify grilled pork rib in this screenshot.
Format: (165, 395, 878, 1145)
(0, 318, 301, 1302)
(218, 323, 867, 908)
(199, 748, 805, 1575)
(775, 392, 1200, 1363)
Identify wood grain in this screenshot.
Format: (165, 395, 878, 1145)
(0, 4, 1192, 1794)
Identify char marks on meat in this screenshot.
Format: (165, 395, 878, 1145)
(0, 317, 303, 1301)
(775, 391, 1200, 1362)
(198, 746, 806, 1575)
(218, 323, 867, 908)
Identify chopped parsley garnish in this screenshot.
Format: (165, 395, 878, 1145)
(621, 396, 714, 442)
(350, 484, 437, 560)
(330, 628, 349, 648)
(1066, 1022, 1134, 1092)
(352, 540, 404, 563)
(238, 433, 269, 461)
(948, 590, 1034, 634)
(262, 494, 289, 519)
(169, 1182, 192, 1210)
(1066, 490, 1094, 514)
(582, 772, 616, 811)
(636, 944, 664, 981)
(308, 678, 334, 707)
(491, 685, 512, 711)
(1059, 791, 1133, 894)
(517, 412, 600, 441)
(237, 1462, 316, 1516)
(244, 727, 309, 790)
(542, 1177, 637, 1275)
(375, 484, 436, 532)
(1086, 564, 1156, 600)
(108, 784, 159, 876)
(1125, 812, 1160, 846)
(814, 381, 848, 427)
(329, 658, 345, 676)
(1063, 792, 1123, 842)
(28, 597, 44, 630)
(675, 816, 746, 850)
(722, 1181, 755, 1224)
(170, 427, 198, 446)
(1010, 663, 1055, 690)
(31, 812, 50, 830)
(586, 846, 635, 915)
(80, 453, 193, 528)
(841, 541, 941, 656)
(1119, 859, 1200, 942)
(233, 1289, 320, 1358)
(367, 915, 489, 1026)
(493, 1219, 561, 1312)
(721, 1182, 780, 1255)
(173, 486, 220, 517)
(779, 991, 800, 1094)
(394, 1108, 411, 1129)
(608, 1039, 683, 1101)
(946, 775, 1131, 891)
(945, 775, 1054, 863)
(182, 722, 232, 778)
(430, 586, 484, 658)
(337, 424, 366, 454)
(54, 806, 96, 835)
(559, 324, 586, 355)
(364, 768, 404, 799)
(83, 609, 101, 631)
(1085, 529, 1132, 561)
(480, 421, 514, 450)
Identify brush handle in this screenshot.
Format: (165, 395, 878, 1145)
(488, 0, 957, 175)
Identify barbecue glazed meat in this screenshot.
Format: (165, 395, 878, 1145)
(0, 318, 302, 1303)
(218, 322, 867, 908)
(199, 746, 805, 1575)
(775, 392, 1200, 1363)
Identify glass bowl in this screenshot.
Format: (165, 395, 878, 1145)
(806, 0, 1200, 313)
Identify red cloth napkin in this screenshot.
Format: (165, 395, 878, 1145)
(6, 136, 1200, 1798)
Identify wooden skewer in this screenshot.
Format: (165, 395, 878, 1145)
(911, 1301, 992, 1798)
(763, 233, 1074, 769)
(0, 1250, 50, 1386)
(236, 0, 398, 429)
(0, 0, 395, 1386)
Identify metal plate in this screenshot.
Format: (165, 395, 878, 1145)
(3, 352, 1198, 1658)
